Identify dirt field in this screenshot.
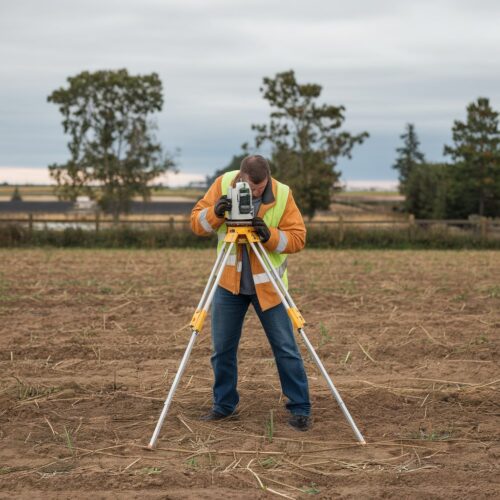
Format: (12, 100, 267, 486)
(1, 249, 498, 499)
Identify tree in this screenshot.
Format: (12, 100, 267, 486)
(11, 187, 22, 202)
(444, 97, 500, 217)
(393, 123, 426, 194)
(251, 70, 368, 219)
(405, 163, 448, 219)
(48, 69, 176, 218)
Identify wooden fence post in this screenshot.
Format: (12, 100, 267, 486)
(95, 211, 100, 233)
(480, 217, 488, 241)
(408, 214, 415, 241)
(169, 216, 175, 232)
(338, 215, 344, 243)
(28, 213, 33, 233)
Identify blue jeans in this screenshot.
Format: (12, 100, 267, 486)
(210, 286, 311, 416)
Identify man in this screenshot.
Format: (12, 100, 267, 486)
(190, 155, 311, 431)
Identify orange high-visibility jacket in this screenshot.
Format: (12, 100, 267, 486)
(190, 174, 306, 310)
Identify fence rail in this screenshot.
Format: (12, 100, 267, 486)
(0, 213, 499, 240)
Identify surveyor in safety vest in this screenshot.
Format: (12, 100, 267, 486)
(190, 155, 311, 431)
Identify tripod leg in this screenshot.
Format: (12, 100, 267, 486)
(248, 240, 366, 445)
(148, 330, 198, 448)
(297, 328, 365, 444)
(195, 241, 230, 312)
(148, 241, 236, 448)
(255, 240, 295, 308)
(248, 240, 289, 306)
(191, 241, 236, 332)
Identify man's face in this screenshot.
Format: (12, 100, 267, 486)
(241, 174, 268, 199)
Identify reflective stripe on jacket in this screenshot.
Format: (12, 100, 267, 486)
(190, 171, 306, 310)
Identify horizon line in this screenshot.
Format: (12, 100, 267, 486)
(0, 166, 399, 190)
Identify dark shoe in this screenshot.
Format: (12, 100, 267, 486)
(199, 410, 236, 421)
(288, 414, 311, 431)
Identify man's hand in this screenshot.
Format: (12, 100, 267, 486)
(252, 217, 271, 243)
(214, 195, 232, 218)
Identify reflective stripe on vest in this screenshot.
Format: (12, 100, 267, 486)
(217, 170, 290, 289)
(252, 259, 288, 284)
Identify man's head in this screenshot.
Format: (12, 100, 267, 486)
(239, 155, 270, 199)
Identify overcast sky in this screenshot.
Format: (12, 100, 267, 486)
(1, 0, 499, 186)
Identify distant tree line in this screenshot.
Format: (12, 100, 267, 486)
(49, 68, 499, 221)
(393, 98, 500, 219)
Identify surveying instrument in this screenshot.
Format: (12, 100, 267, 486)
(148, 181, 365, 448)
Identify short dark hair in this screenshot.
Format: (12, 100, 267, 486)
(240, 155, 270, 183)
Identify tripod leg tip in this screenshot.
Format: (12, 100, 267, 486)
(360, 439, 367, 446)
(147, 443, 156, 450)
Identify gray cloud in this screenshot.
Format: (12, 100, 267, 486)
(0, 0, 499, 181)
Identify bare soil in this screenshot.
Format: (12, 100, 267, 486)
(0, 249, 498, 499)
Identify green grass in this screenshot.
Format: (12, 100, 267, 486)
(14, 377, 59, 400)
(185, 458, 198, 469)
(63, 426, 75, 455)
(259, 456, 278, 469)
(422, 430, 453, 441)
(471, 333, 489, 345)
(302, 482, 320, 494)
(1, 223, 499, 249)
(408, 429, 454, 441)
(265, 410, 274, 444)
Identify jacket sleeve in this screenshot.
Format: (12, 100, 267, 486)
(262, 189, 306, 254)
(190, 176, 226, 236)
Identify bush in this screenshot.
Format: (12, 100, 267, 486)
(306, 225, 499, 249)
(0, 223, 498, 249)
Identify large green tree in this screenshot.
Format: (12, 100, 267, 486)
(251, 70, 368, 219)
(444, 97, 500, 217)
(393, 123, 426, 194)
(405, 162, 448, 219)
(48, 69, 176, 218)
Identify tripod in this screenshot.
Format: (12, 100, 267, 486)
(148, 224, 366, 448)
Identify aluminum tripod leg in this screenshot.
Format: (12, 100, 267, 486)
(195, 238, 231, 312)
(148, 241, 235, 448)
(248, 240, 366, 444)
(148, 330, 198, 448)
(295, 327, 365, 443)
